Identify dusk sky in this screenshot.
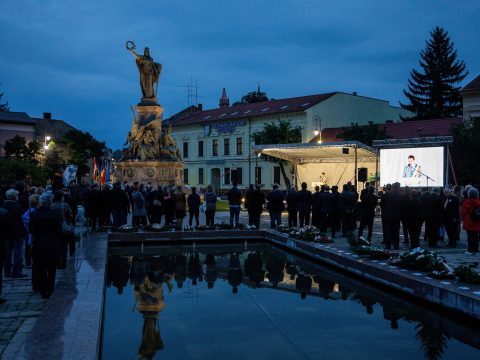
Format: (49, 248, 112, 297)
(1, 0, 479, 150)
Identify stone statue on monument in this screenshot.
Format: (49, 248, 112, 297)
(126, 41, 162, 101)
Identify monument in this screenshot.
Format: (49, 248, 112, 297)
(115, 41, 184, 186)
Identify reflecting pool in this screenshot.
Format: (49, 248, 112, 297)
(102, 243, 480, 359)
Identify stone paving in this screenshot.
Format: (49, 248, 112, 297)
(0, 210, 477, 358)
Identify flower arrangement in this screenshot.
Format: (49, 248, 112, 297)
(288, 225, 320, 241)
(314, 233, 334, 243)
(389, 248, 447, 272)
(453, 265, 480, 284)
(276, 224, 290, 233)
(115, 225, 138, 233)
(144, 223, 172, 232)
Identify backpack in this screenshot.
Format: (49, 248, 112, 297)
(471, 206, 480, 222)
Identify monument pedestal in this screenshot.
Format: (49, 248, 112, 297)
(115, 160, 184, 186)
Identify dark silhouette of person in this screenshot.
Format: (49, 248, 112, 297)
(285, 262, 298, 281)
(314, 275, 336, 300)
(384, 182, 402, 250)
(295, 272, 312, 299)
(330, 186, 341, 237)
(340, 184, 357, 236)
(311, 185, 321, 228)
(228, 253, 242, 294)
(297, 182, 312, 227)
(244, 252, 264, 288)
(188, 253, 202, 286)
(404, 189, 424, 249)
(204, 253, 218, 289)
(107, 255, 131, 294)
(357, 186, 378, 242)
(286, 186, 298, 228)
(0, 207, 8, 303)
(266, 258, 285, 288)
(174, 254, 187, 288)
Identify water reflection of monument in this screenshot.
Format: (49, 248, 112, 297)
(115, 41, 184, 186)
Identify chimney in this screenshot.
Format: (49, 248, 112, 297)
(352, 92, 357, 96)
(198, 103, 203, 111)
(43, 112, 52, 119)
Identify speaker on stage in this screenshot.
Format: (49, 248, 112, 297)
(358, 167, 368, 182)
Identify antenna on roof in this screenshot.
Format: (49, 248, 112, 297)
(177, 76, 203, 107)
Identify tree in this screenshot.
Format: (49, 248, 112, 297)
(415, 323, 449, 360)
(3, 135, 41, 162)
(0, 159, 48, 184)
(0, 84, 9, 112)
(450, 117, 480, 184)
(401, 27, 468, 120)
(336, 121, 390, 146)
(233, 87, 269, 105)
(63, 129, 105, 179)
(251, 119, 302, 188)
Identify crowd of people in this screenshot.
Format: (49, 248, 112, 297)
(1, 177, 480, 305)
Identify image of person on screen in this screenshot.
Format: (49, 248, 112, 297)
(402, 155, 422, 178)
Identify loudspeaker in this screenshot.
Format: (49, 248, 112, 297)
(342, 148, 349, 154)
(358, 168, 368, 182)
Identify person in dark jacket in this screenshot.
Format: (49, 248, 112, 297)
(2, 189, 28, 278)
(297, 182, 312, 227)
(204, 185, 218, 227)
(266, 184, 285, 229)
(422, 188, 443, 248)
(148, 186, 164, 225)
(404, 189, 423, 249)
(357, 186, 378, 242)
(461, 187, 480, 254)
(330, 186, 341, 237)
(99, 184, 113, 226)
(0, 207, 8, 303)
(443, 188, 461, 247)
(110, 181, 130, 227)
(384, 182, 402, 250)
(85, 183, 102, 231)
(173, 186, 186, 230)
(379, 184, 391, 244)
(245, 184, 256, 226)
(227, 253, 242, 294)
(286, 186, 298, 228)
(248, 185, 265, 229)
(227, 182, 242, 227)
(311, 186, 321, 228)
(187, 187, 201, 227)
(162, 187, 175, 226)
(318, 185, 334, 233)
(30, 192, 62, 299)
(340, 184, 356, 237)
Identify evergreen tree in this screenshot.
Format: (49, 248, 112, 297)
(401, 27, 468, 120)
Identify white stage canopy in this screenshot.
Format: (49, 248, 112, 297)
(252, 141, 379, 190)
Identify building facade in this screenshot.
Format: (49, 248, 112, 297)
(169, 90, 411, 192)
(461, 74, 480, 120)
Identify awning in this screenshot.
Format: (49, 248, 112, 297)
(252, 141, 378, 164)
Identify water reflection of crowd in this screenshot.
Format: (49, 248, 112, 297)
(106, 249, 454, 360)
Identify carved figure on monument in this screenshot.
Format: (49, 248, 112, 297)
(126, 41, 162, 101)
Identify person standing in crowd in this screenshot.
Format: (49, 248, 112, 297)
(21, 194, 40, 270)
(66, 182, 79, 227)
(99, 184, 112, 226)
(404, 189, 423, 249)
(340, 184, 356, 237)
(311, 185, 321, 228)
(51, 190, 75, 268)
(245, 184, 255, 226)
(144, 182, 154, 223)
(30, 192, 62, 299)
(443, 188, 461, 248)
(0, 206, 8, 303)
(400, 187, 410, 245)
(1, 189, 28, 278)
(111, 181, 130, 227)
(249, 185, 265, 229)
(187, 187, 201, 227)
(297, 182, 312, 227)
(379, 184, 391, 244)
(461, 187, 480, 255)
(204, 185, 217, 226)
(162, 186, 175, 226)
(173, 186, 186, 230)
(384, 182, 402, 250)
(330, 186, 341, 238)
(286, 186, 298, 228)
(357, 186, 378, 242)
(131, 182, 147, 227)
(148, 185, 164, 225)
(318, 185, 334, 233)
(266, 184, 285, 229)
(85, 183, 102, 231)
(227, 182, 242, 227)
(423, 188, 443, 248)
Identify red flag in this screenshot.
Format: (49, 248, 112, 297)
(92, 158, 98, 181)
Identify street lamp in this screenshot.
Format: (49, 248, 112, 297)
(313, 116, 322, 143)
(44, 136, 51, 150)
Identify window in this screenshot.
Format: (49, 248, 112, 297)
(212, 139, 218, 156)
(255, 167, 262, 185)
(273, 166, 281, 185)
(183, 168, 189, 184)
(198, 168, 204, 184)
(236, 137, 243, 155)
(224, 138, 230, 156)
(236, 167, 243, 185)
(198, 140, 204, 157)
(224, 167, 230, 185)
(182, 142, 189, 158)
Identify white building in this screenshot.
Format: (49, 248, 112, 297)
(461, 74, 480, 120)
(169, 89, 410, 193)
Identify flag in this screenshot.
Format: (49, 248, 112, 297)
(63, 165, 78, 187)
(100, 160, 106, 185)
(105, 160, 111, 183)
(92, 158, 98, 181)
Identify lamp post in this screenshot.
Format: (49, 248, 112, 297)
(44, 136, 51, 151)
(313, 116, 322, 143)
